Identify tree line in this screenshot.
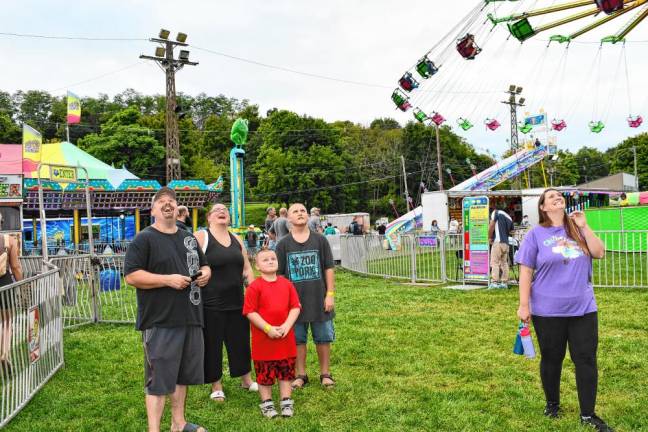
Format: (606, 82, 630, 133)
(1, 89, 646, 216)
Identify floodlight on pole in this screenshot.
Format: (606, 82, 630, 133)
(509, 84, 516, 92)
(516, 86, 523, 94)
(140, 28, 199, 183)
(519, 97, 526, 105)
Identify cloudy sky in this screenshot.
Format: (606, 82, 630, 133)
(2, 0, 647, 158)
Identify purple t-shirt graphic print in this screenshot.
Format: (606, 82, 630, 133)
(516, 225, 597, 317)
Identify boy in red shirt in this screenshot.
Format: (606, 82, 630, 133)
(243, 248, 301, 418)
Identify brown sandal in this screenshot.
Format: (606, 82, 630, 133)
(320, 373, 335, 388)
(291, 374, 309, 389)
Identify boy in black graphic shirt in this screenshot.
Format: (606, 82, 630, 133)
(276, 203, 336, 390)
(125, 187, 211, 432)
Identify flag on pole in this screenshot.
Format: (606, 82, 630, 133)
(67, 91, 81, 124)
(22, 124, 42, 173)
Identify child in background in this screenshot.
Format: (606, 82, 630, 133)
(243, 249, 301, 418)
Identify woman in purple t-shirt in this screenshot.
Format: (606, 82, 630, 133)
(516, 189, 613, 432)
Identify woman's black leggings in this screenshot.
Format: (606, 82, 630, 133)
(531, 312, 598, 416)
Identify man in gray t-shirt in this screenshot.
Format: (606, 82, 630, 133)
(269, 207, 290, 243)
(307, 207, 323, 233)
(276, 203, 336, 389)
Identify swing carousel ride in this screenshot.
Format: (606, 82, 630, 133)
(392, 0, 647, 136)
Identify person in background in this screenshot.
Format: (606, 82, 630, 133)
(377, 224, 386, 236)
(0, 214, 23, 376)
(264, 207, 277, 249)
(489, 207, 514, 289)
(243, 249, 301, 418)
(124, 187, 211, 432)
(276, 204, 336, 390)
(448, 218, 459, 234)
(516, 188, 612, 432)
(269, 207, 290, 246)
(246, 225, 259, 259)
(521, 214, 530, 228)
(323, 223, 336, 236)
(307, 207, 323, 233)
(430, 220, 440, 234)
(333, 226, 341, 234)
(176, 206, 192, 233)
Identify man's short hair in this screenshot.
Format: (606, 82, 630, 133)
(266, 207, 275, 214)
(152, 187, 176, 206)
(177, 205, 189, 217)
(310, 207, 319, 215)
(255, 248, 276, 260)
(279, 207, 288, 217)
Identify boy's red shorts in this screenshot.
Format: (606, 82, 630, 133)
(254, 357, 296, 386)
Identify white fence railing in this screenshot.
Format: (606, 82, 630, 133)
(0, 261, 63, 428)
(340, 231, 648, 288)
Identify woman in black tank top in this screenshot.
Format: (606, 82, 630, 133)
(195, 204, 257, 400)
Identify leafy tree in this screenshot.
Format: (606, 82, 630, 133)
(77, 107, 165, 181)
(370, 118, 401, 130)
(0, 113, 21, 143)
(607, 133, 648, 189)
(574, 147, 609, 184)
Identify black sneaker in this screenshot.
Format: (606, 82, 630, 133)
(544, 402, 561, 418)
(581, 414, 614, 432)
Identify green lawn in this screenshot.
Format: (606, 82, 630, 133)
(5, 271, 648, 431)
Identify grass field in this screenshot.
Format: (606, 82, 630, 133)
(5, 270, 648, 431)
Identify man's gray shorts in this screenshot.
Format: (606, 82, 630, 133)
(142, 326, 204, 396)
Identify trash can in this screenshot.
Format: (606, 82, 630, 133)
(99, 269, 121, 292)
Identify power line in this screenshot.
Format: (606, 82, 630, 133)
(0, 31, 146, 41)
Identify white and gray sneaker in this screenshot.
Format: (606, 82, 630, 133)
(280, 398, 295, 417)
(259, 400, 278, 419)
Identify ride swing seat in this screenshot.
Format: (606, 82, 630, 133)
(456, 34, 482, 59)
(399, 72, 420, 92)
(589, 120, 605, 133)
(431, 112, 446, 126)
(391, 89, 412, 112)
(508, 18, 536, 42)
(457, 118, 474, 131)
(485, 118, 501, 131)
(628, 115, 643, 128)
(595, 0, 625, 15)
(416, 56, 439, 79)
(551, 119, 567, 131)
(413, 108, 429, 123)
(519, 123, 533, 134)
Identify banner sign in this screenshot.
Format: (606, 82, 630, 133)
(22, 124, 42, 173)
(418, 235, 437, 247)
(67, 91, 81, 124)
(28, 306, 41, 363)
(0, 175, 23, 199)
(462, 196, 490, 283)
(50, 166, 77, 182)
(524, 114, 546, 126)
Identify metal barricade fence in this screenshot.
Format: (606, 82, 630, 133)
(339, 230, 648, 288)
(94, 254, 136, 324)
(0, 262, 63, 428)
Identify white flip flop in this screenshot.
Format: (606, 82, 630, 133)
(209, 390, 225, 402)
(242, 382, 259, 392)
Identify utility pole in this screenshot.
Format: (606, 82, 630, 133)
(434, 123, 444, 191)
(401, 155, 410, 212)
(140, 29, 198, 183)
(502, 85, 526, 189)
(632, 146, 639, 191)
